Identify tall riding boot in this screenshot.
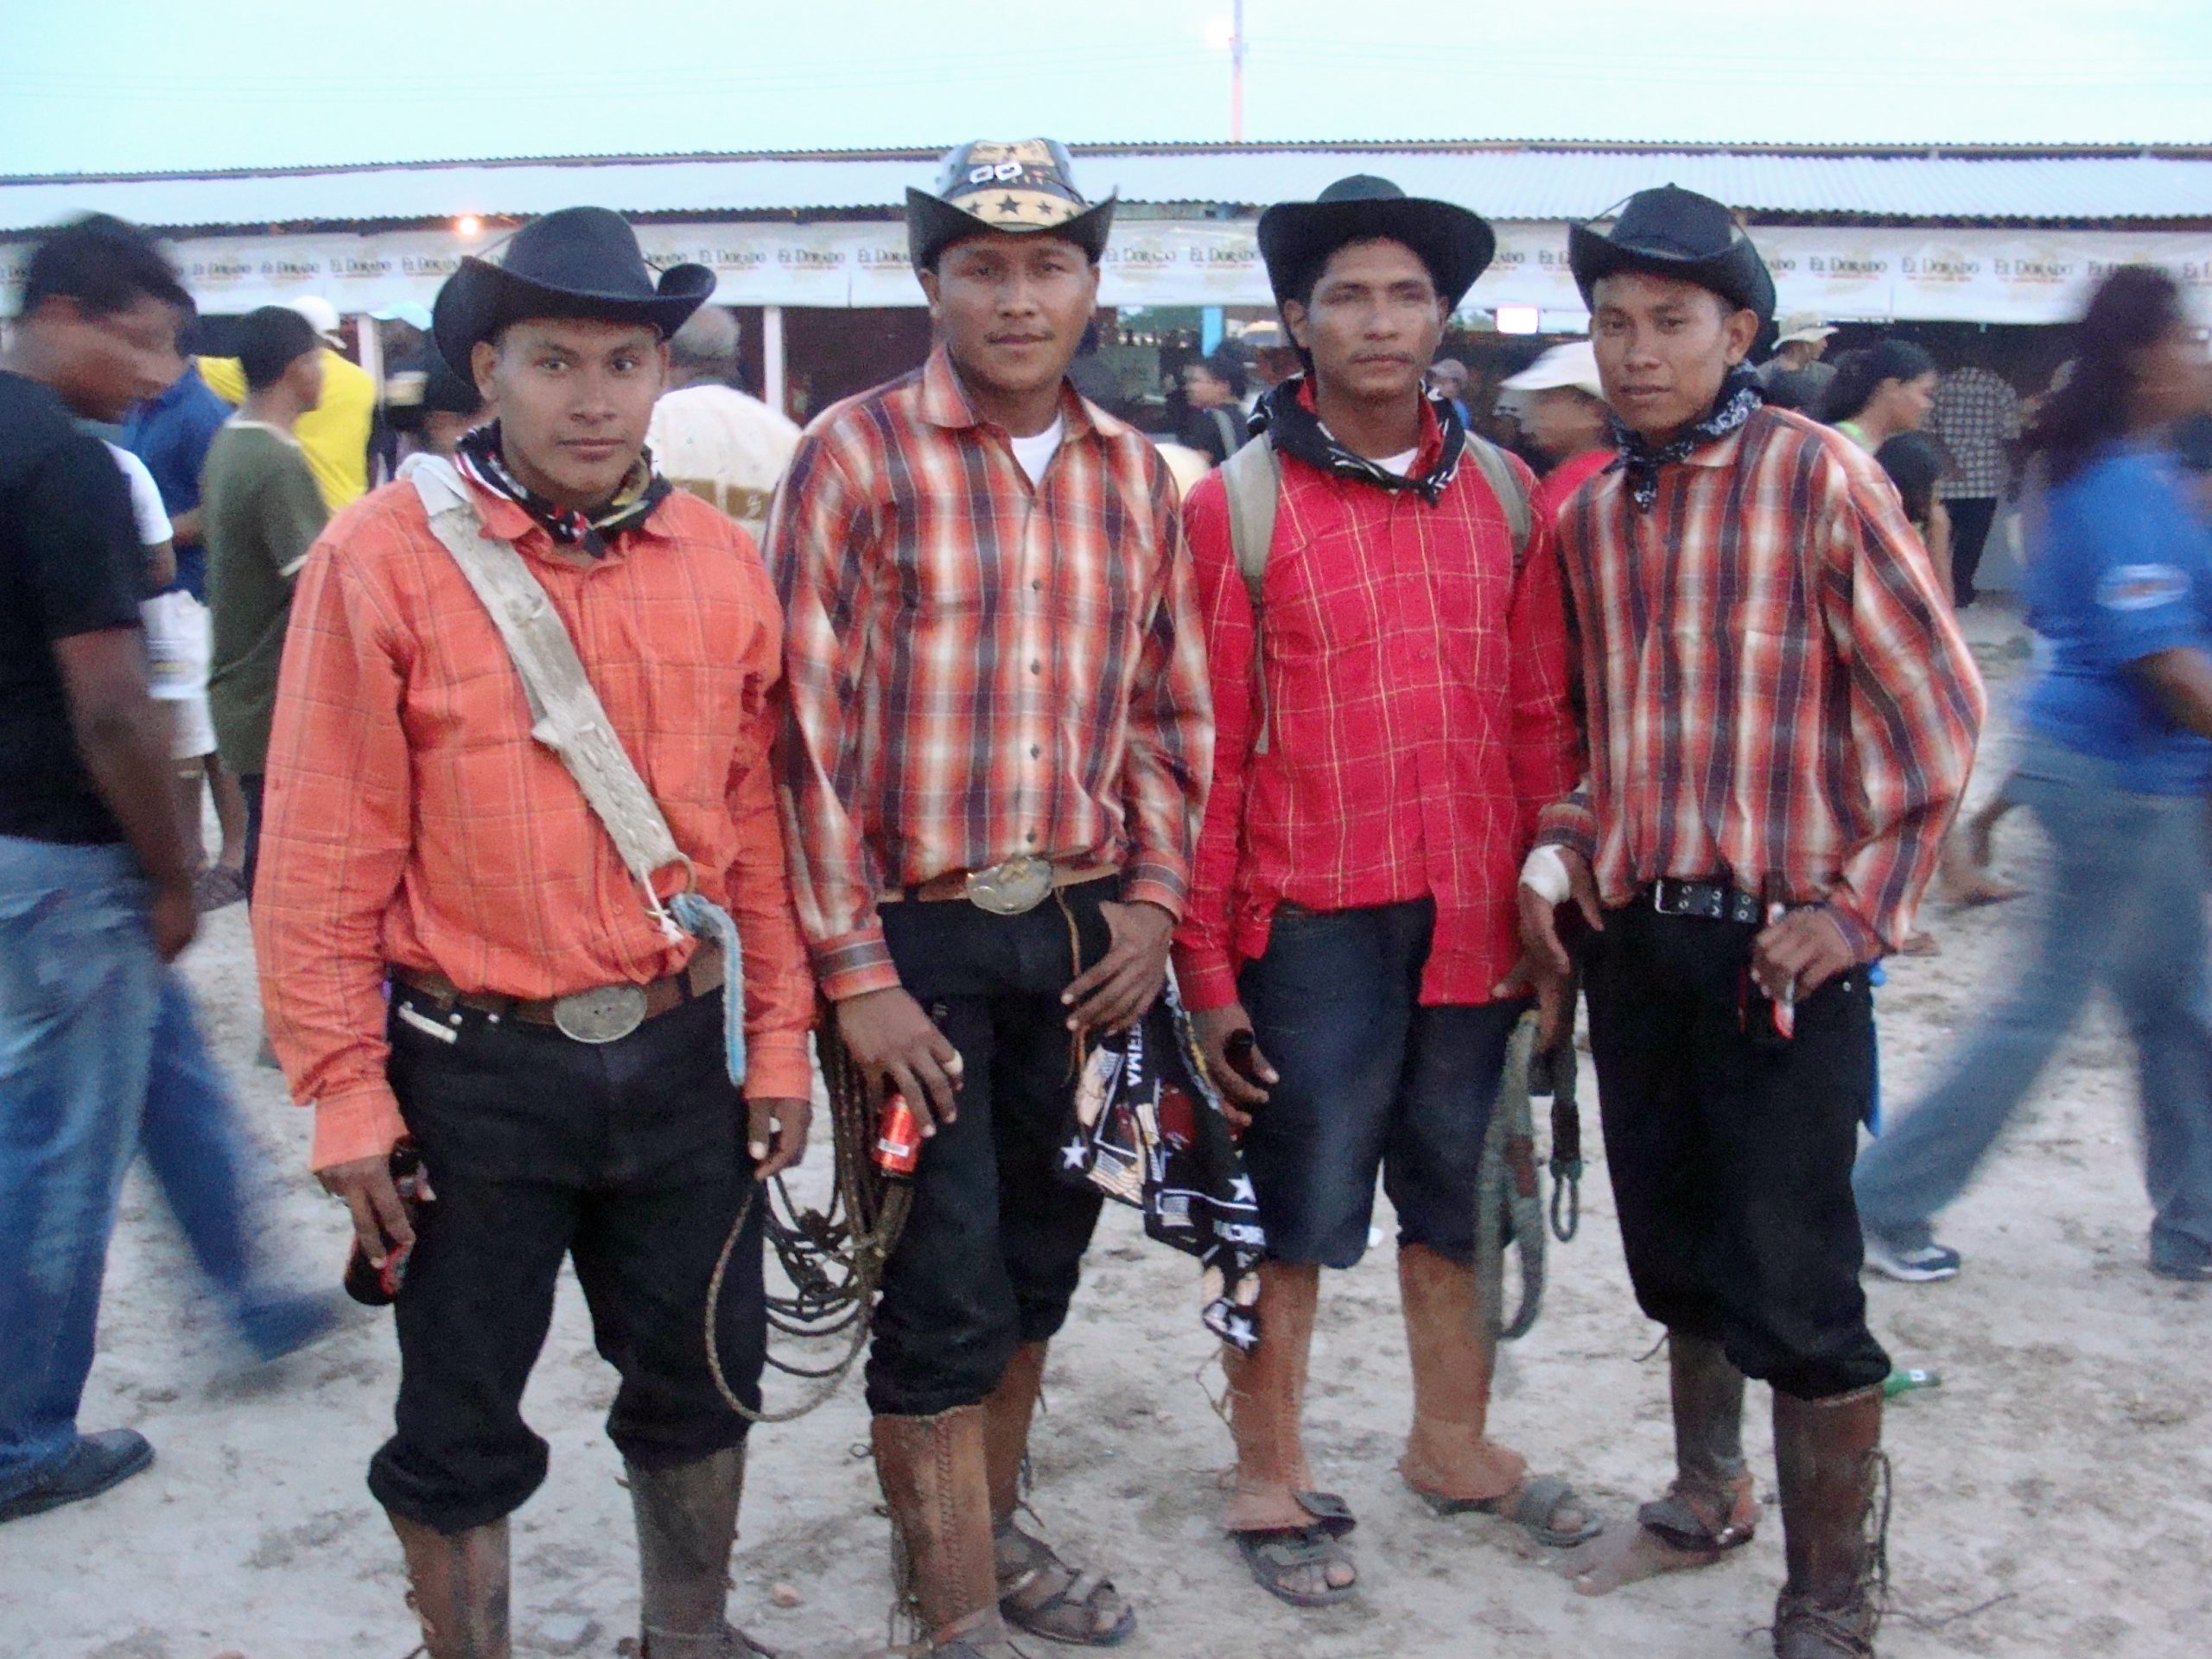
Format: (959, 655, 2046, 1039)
(1772, 1386, 1886, 1658)
(982, 1340, 1050, 1530)
(628, 1445, 763, 1658)
(387, 1511, 511, 1659)
(1637, 1331, 1760, 1552)
(873, 1406, 1019, 1657)
(1395, 1244, 1528, 1505)
(1219, 1260, 1322, 1532)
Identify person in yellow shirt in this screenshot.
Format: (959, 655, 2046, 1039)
(198, 296, 375, 511)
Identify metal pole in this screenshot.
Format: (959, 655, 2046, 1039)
(1230, 0, 1246, 143)
(763, 303, 787, 420)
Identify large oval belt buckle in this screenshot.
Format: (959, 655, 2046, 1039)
(964, 855, 1054, 917)
(552, 982, 649, 1045)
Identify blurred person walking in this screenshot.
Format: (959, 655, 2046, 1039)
(645, 303, 800, 542)
(1175, 175, 1593, 1611)
(1927, 356, 2023, 609)
(1854, 266, 2212, 1287)
(201, 306, 328, 897)
(1521, 186, 1982, 1658)
(0, 214, 200, 1524)
(255, 205, 815, 1656)
(1179, 347, 1250, 464)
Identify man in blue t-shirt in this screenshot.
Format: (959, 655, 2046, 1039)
(123, 356, 249, 904)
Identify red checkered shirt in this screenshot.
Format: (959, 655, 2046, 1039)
(766, 346, 1212, 1001)
(1172, 404, 1581, 1012)
(1535, 406, 1986, 956)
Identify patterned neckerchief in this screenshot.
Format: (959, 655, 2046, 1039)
(1609, 364, 1765, 511)
(1252, 375, 1467, 505)
(456, 422, 671, 556)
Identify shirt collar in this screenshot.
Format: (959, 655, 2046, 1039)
(918, 342, 1115, 443)
(1293, 376, 1447, 474)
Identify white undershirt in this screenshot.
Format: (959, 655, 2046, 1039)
(1376, 446, 1420, 477)
(1008, 416, 1065, 486)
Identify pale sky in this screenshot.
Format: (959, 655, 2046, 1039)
(3, 0, 2208, 177)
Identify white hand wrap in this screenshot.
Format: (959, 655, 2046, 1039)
(1520, 844, 1573, 906)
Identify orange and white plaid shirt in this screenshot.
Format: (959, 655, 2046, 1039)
(254, 473, 816, 1171)
(766, 347, 1212, 1001)
(1536, 405, 1986, 955)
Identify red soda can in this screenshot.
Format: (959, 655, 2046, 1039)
(874, 1093, 922, 1178)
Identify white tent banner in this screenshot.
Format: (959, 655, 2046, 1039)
(6, 220, 2205, 322)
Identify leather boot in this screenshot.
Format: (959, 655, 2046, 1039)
(1638, 1332, 1759, 1551)
(1772, 1385, 1886, 1658)
(628, 1446, 762, 1657)
(1395, 1244, 1527, 1504)
(982, 1341, 1049, 1529)
(872, 1406, 1019, 1657)
(1219, 1260, 1321, 1532)
(387, 1511, 511, 1659)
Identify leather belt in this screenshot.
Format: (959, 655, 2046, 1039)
(1649, 878, 1764, 925)
(392, 943, 723, 1043)
(877, 856, 1119, 917)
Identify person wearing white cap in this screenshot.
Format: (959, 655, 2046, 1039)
(1759, 311, 1839, 403)
(1501, 339, 1614, 524)
(197, 295, 377, 511)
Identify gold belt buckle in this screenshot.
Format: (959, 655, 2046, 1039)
(963, 855, 1054, 916)
(552, 982, 649, 1044)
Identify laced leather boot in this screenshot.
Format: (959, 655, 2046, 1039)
(387, 1511, 511, 1659)
(1772, 1385, 1886, 1658)
(873, 1405, 1021, 1657)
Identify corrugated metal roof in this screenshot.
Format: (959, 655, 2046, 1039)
(4, 141, 2210, 233)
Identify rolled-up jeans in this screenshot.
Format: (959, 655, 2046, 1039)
(0, 836, 162, 1503)
(1854, 737, 2212, 1272)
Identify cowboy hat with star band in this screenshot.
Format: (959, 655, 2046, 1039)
(906, 138, 1118, 271)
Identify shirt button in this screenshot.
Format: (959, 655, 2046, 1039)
(1030, 660, 1042, 674)
(1027, 830, 1039, 842)
(1029, 744, 1042, 758)
(1032, 579, 1043, 591)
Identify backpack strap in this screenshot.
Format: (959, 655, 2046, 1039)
(1459, 432, 1535, 570)
(1218, 435, 1283, 754)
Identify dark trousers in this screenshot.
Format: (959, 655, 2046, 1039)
(1581, 899, 1890, 1401)
(1238, 898, 1525, 1268)
(1948, 496, 1999, 607)
(369, 992, 764, 1534)
(862, 880, 1114, 1418)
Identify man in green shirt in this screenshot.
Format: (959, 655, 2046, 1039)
(202, 305, 327, 891)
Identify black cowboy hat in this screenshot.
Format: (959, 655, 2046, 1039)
(432, 206, 715, 370)
(907, 138, 1117, 272)
(1567, 184, 1776, 322)
(1257, 175, 1494, 309)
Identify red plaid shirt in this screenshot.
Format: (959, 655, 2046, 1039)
(1536, 406, 1986, 955)
(767, 347, 1212, 1001)
(1172, 404, 1580, 1012)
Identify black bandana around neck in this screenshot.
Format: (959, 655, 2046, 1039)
(456, 422, 671, 556)
(1251, 376, 1466, 505)
(1608, 363, 1764, 512)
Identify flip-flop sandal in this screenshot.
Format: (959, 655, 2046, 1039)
(996, 1522, 1136, 1647)
(1419, 1472, 1603, 1548)
(1231, 1491, 1357, 1609)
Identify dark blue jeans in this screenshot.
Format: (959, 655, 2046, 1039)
(0, 838, 162, 1504)
(1236, 898, 1524, 1270)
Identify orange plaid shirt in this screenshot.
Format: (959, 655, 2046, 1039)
(254, 473, 816, 1171)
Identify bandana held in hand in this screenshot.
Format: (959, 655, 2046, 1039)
(456, 422, 671, 556)
(1609, 363, 1764, 512)
(1252, 375, 1466, 505)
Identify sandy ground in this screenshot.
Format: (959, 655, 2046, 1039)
(10, 601, 2209, 1659)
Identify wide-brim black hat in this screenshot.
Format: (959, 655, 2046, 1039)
(1257, 175, 1494, 308)
(433, 206, 715, 369)
(908, 137, 1117, 271)
(1567, 184, 1776, 322)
